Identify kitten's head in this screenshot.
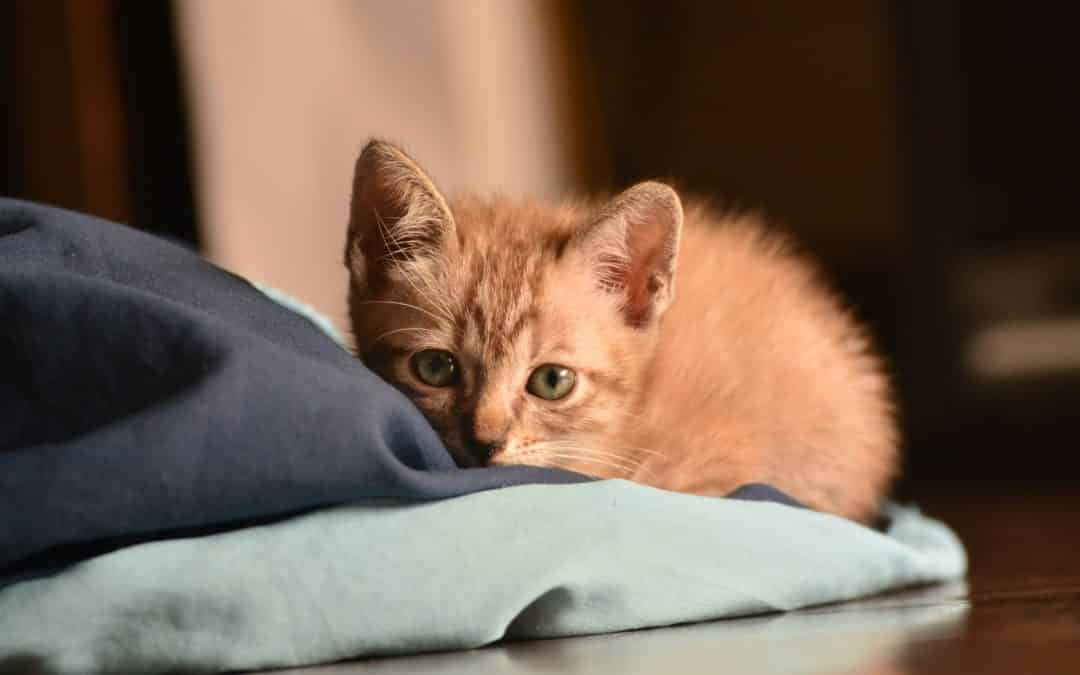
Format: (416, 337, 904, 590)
(345, 140, 682, 477)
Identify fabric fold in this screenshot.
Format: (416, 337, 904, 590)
(0, 480, 966, 675)
(0, 198, 585, 576)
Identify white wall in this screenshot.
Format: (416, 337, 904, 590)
(175, 0, 575, 331)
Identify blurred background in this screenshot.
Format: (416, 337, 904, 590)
(2, 0, 1078, 494)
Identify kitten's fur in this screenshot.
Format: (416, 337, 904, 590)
(345, 140, 897, 522)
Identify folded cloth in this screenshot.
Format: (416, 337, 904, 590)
(0, 198, 585, 577)
(0, 480, 967, 675)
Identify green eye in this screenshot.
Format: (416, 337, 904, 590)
(527, 364, 576, 400)
(411, 349, 458, 387)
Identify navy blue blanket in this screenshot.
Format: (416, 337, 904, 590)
(0, 199, 593, 576)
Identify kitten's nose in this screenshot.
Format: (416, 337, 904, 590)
(463, 435, 504, 465)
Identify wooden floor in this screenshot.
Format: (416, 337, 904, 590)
(273, 486, 1080, 675)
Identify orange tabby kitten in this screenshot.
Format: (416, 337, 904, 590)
(344, 140, 897, 522)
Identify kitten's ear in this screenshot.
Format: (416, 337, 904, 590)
(576, 181, 683, 327)
(344, 140, 455, 293)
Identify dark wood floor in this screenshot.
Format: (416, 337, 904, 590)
(270, 486, 1080, 675)
(893, 485, 1080, 674)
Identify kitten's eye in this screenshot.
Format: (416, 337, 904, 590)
(527, 364, 576, 400)
(411, 349, 458, 387)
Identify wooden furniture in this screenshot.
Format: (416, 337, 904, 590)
(1, 0, 198, 244)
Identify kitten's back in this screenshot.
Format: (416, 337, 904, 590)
(629, 203, 896, 521)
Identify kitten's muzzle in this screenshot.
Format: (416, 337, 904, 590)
(463, 435, 505, 466)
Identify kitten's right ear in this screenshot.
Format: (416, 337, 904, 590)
(344, 140, 456, 294)
(575, 181, 683, 328)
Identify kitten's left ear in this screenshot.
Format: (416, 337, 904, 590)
(344, 140, 456, 294)
(576, 181, 683, 327)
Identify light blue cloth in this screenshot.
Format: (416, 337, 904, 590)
(0, 480, 965, 674)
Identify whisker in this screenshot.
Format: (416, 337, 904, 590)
(375, 211, 455, 321)
(524, 451, 637, 474)
(518, 447, 630, 468)
(372, 326, 442, 344)
(528, 444, 660, 480)
(533, 445, 643, 464)
(536, 442, 663, 461)
(611, 445, 667, 458)
(524, 446, 645, 474)
(352, 300, 447, 325)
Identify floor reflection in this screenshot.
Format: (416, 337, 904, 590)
(276, 582, 969, 675)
